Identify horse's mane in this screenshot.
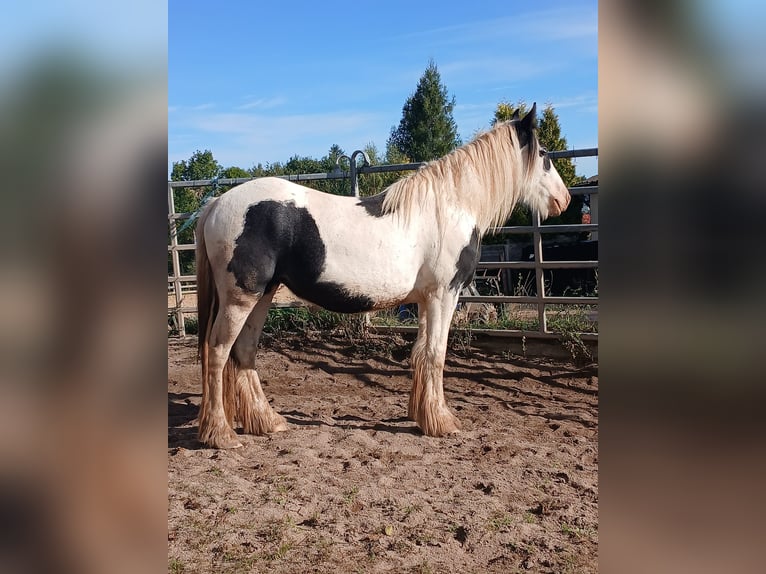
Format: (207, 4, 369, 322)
(380, 120, 539, 234)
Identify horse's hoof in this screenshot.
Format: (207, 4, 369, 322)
(199, 422, 242, 449)
(271, 419, 288, 433)
(202, 437, 243, 449)
(416, 410, 462, 437)
(242, 412, 288, 435)
(266, 413, 288, 433)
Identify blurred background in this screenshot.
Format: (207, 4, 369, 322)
(0, 2, 166, 573)
(600, 1, 766, 573)
(0, 1, 764, 572)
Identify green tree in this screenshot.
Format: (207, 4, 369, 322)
(322, 143, 345, 171)
(492, 100, 529, 126)
(385, 138, 411, 165)
(283, 154, 323, 175)
(171, 149, 221, 183)
(387, 60, 461, 162)
(169, 149, 223, 274)
(357, 142, 384, 198)
(320, 144, 351, 196)
(170, 149, 221, 218)
(249, 161, 285, 178)
(277, 145, 349, 196)
(221, 166, 250, 179)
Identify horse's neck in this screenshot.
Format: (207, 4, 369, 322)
(453, 163, 521, 234)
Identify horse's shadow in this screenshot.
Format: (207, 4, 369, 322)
(168, 392, 204, 449)
(281, 410, 420, 435)
(168, 393, 422, 450)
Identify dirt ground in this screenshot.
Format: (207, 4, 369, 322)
(168, 333, 598, 573)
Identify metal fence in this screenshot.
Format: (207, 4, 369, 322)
(168, 148, 598, 340)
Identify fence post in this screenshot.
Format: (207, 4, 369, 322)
(532, 209, 547, 336)
(168, 182, 186, 337)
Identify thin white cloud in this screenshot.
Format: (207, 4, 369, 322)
(168, 102, 216, 113)
(170, 108, 388, 167)
(392, 5, 597, 45)
(549, 93, 599, 113)
(235, 97, 286, 110)
(440, 58, 559, 84)
(522, 7, 598, 41)
(184, 110, 381, 136)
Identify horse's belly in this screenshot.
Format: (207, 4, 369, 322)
(286, 276, 409, 314)
(309, 245, 418, 312)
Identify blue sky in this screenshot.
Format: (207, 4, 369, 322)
(169, 0, 598, 178)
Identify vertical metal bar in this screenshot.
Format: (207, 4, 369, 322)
(350, 159, 359, 197)
(532, 209, 547, 335)
(349, 150, 369, 198)
(168, 182, 185, 337)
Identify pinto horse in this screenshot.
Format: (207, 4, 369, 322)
(195, 104, 570, 448)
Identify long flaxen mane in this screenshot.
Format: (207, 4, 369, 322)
(380, 120, 540, 234)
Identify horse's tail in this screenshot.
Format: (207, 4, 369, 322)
(196, 197, 238, 429)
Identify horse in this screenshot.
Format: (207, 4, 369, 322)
(195, 103, 570, 448)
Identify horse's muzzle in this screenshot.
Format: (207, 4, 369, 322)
(548, 193, 570, 217)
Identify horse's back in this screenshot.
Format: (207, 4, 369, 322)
(218, 177, 309, 209)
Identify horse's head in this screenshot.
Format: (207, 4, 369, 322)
(513, 103, 571, 219)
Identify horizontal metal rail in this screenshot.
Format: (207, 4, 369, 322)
(167, 243, 196, 251)
(548, 148, 598, 159)
(476, 260, 598, 270)
(458, 295, 597, 305)
(169, 171, 350, 189)
(488, 223, 598, 235)
(370, 324, 598, 341)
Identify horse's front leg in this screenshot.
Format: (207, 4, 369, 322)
(409, 291, 461, 436)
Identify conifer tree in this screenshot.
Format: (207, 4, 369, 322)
(387, 60, 461, 162)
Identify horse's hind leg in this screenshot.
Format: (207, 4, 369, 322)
(198, 297, 257, 449)
(231, 289, 288, 435)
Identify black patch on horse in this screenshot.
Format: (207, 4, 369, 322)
(513, 120, 531, 149)
(449, 227, 481, 292)
(357, 192, 387, 217)
(513, 103, 537, 149)
(227, 200, 377, 313)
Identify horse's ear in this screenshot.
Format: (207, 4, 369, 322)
(514, 102, 537, 148)
(511, 108, 520, 121)
(521, 102, 538, 130)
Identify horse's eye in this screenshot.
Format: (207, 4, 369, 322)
(543, 155, 551, 171)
